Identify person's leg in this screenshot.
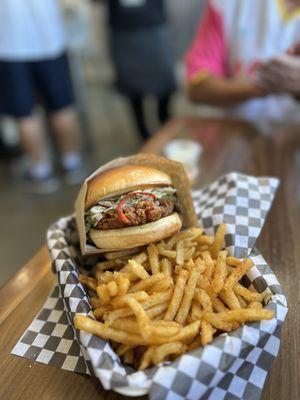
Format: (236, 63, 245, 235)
(0, 60, 56, 187)
(128, 95, 150, 140)
(18, 113, 53, 177)
(49, 106, 82, 170)
(157, 94, 172, 125)
(32, 52, 84, 180)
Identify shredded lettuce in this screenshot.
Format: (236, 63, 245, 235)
(85, 187, 176, 232)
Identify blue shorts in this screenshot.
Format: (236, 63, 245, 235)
(0, 52, 74, 118)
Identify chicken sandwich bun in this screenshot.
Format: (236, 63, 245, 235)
(84, 165, 181, 250)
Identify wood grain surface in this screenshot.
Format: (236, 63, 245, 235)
(0, 117, 299, 400)
(0, 246, 52, 325)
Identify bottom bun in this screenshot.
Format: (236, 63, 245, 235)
(89, 212, 182, 251)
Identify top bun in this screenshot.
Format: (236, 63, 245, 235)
(85, 165, 172, 209)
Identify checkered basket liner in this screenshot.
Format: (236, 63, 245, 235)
(14, 172, 288, 399)
(11, 285, 92, 375)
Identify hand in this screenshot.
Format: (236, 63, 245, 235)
(254, 55, 300, 94)
(287, 42, 300, 56)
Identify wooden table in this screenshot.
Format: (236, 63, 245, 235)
(0, 117, 299, 400)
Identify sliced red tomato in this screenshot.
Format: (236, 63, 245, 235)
(117, 192, 157, 224)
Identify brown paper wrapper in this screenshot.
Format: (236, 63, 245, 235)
(75, 153, 197, 255)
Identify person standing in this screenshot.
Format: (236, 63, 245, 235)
(0, 0, 85, 193)
(106, 0, 176, 140)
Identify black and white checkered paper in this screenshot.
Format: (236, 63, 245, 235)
(12, 172, 287, 399)
(11, 285, 91, 374)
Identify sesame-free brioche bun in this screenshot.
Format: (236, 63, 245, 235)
(85, 165, 172, 210)
(89, 212, 182, 251)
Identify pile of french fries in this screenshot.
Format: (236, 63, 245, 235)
(75, 224, 274, 370)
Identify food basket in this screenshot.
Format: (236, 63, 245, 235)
(47, 172, 287, 400)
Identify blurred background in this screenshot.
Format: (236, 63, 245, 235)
(1, 0, 300, 286)
(0, 0, 209, 285)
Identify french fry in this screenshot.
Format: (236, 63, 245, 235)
(147, 244, 160, 274)
(75, 315, 146, 345)
(166, 228, 198, 250)
(190, 304, 202, 321)
(183, 240, 198, 248)
(169, 320, 200, 343)
(132, 252, 147, 265)
(211, 224, 227, 259)
(226, 257, 242, 267)
(146, 302, 168, 319)
(114, 271, 140, 282)
(151, 342, 186, 364)
(97, 284, 111, 305)
(107, 281, 118, 297)
(194, 288, 213, 312)
(111, 291, 149, 308)
(184, 258, 195, 271)
(195, 235, 214, 246)
(96, 260, 125, 271)
(164, 269, 189, 321)
(97, 271, 115, 284)
(202, 251, 215, 281)
(203, 312, 235, 332)
(204, 309, 274, 323)
(150, 321, 181, 337)
(176, 267, 201, 324)
(111, 318, 180, 337)
(93, 304, 111, 320)
(128, 260, 150, 280)
(79, 274, 97, 292)
(200, 320, 213, 345)
(197, 275, 211, 291)
(210, 296, 228, 312)
(236, 294, 248, 308)
(248, 302, 263, 310)
(226, 265, 236, 274)
(115, 275, 130, 296)
(195, 257, 206, 274)
(123, 297, 151, 339)
(149, 276, 173, 294)
(176, 240, 185, 266)
(184, 246, 196, 261)
(90, 296, 101, 309)
(211, 250, 227, 294)
(161, 258, 172, 277)
(157, 243, 177, 259)
(75, 316, 200, 346)
(219, 289, 241, 310)
(139, 346, 154, 370)
(129, 273, 164, 293)
(174, 265, 182, 274)
(234, 283, 263, 302)
(223, 258, 253, 290)
(104, 290, 172, 325)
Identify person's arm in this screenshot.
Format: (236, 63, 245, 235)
(287, 42, 300, 101)
(185, 1, 267, 107)
(187, 75, 267, 106)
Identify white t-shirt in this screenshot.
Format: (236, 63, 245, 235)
(186, 0, 300, 124)
(0, 0, 67, 61)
